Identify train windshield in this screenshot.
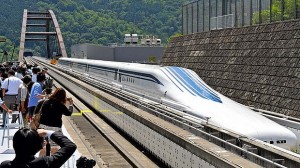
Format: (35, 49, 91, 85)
(163, 67, 222, 103)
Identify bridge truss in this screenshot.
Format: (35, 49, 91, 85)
(18, 9, 67, 62)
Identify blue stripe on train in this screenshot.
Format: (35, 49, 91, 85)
(164, 68, 198, 97)
(184, 69, 219, 98)
(166, 67, 222, 103)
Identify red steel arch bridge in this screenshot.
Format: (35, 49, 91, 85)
(18, 9, 67, 62)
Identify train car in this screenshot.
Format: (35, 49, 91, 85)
(58, 57, 298, 150)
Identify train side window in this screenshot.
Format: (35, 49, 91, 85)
(270, 141, 274, 144)
(276, 140, 287, 144)
(114, 70, 117, 80)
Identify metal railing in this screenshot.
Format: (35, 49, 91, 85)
(210, 14, 234, 30)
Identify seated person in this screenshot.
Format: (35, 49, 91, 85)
(0, 128, 77, 168)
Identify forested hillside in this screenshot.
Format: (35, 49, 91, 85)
(0, 0, 184, 58)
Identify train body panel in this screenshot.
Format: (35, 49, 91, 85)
(58, 57, 298, 150)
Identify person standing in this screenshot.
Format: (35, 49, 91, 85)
(0, 72, 8, 99)
(27, 72, 46, 120)
(31, 66, 41, 83)
(0, 67, 6, 113)
(17, 75, 32, 127)
(41, 67, 48, 78)
(37, 88, 73, 131)
(1, 69, 23, 124)
(15, 66, 24, 79)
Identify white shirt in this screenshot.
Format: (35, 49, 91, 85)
(1, 76, 23, 95)
(15, 72, 24, 79)
(18, 83, 28, 101)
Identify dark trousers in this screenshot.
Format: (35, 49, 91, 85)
(28, 106, 36, 118)
(2, 95, 18, 124)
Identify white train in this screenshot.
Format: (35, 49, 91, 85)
(58, 57, 298, 150)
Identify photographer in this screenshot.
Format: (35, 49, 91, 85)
(37, 88, 73, 131)
(41, 67, 52, 98)
(0, 128, 77, 168)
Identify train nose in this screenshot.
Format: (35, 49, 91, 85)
(256, 126, 298, 150)
(276, 130, 298, 150)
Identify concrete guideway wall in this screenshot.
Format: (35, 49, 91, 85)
(162, 20, 300, 118)
(90, 93, 260, 168)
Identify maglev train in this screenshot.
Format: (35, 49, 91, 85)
(58, 57, 298, 150)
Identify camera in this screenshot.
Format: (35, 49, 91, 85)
(44, 78, 53, 95)
(45, 88, 52, 95)
(76, 156, 96, 168)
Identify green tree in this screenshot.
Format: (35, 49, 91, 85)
(148, 55, 157, 63)
(0, 0, 185, 56)
(0, 36, 18, 61)
(253, 0, 300, 24)
(167, 33, 182, 43)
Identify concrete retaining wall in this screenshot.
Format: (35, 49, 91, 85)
(162, 20, 300, 117)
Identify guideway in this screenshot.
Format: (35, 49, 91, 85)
(34, 56, 300, 168)
(34, 57, 264, 168)
(30, 58, 159, 167)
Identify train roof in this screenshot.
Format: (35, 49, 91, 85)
(59, 58, 163, 69)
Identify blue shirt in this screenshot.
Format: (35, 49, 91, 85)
(28, 82, 44, 108)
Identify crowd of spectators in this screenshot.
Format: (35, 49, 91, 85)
(0, 61, 77, 168)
